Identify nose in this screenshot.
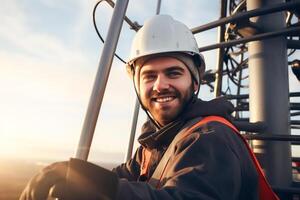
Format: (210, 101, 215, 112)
(153, 74, 170, 92)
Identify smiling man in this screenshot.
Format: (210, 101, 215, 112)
(20, 15, 278, 200)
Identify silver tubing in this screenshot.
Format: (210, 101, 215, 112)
(191, 1, 300, 34)
(75, 0, 129, 160)
(125, 99, 140, 161)
(156, 0, 162, 15)
(213, 0, 227, 97)
(125, 0, 161, 162)
(125, 0, 163, 162)
(198, 26, 300, 52)
(247, 0, 292, 186)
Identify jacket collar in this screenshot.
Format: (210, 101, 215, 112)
(138, 97, 234, 150)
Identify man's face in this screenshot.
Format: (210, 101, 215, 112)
(138, 56, 198, 126)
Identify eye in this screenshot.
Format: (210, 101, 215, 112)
(167, 70, 182, 78)
(141, 74, 156, 82)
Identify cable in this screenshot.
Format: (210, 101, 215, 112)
(93, 0, 127, 64)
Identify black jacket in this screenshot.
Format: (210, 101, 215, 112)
(113, 97, 259, 200)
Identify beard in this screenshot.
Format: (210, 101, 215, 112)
(141, 84, 195, 126)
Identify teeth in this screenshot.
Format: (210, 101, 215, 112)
(156, 97, 174, 103)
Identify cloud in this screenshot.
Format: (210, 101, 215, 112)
(0, 1, 27, 32)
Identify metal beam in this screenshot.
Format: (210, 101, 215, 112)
(125, 99, 140, 162)
(287, 39, 300, 49)
(225, 92, 300, 99)
(191, 0, 300, 34)
(247, 0, 292, 187)
(105, 0, 140, 31)
(198, 26, 300, 52)
(75, 0, 129, 160)
(214, 0, 227, 97)
(156, 0, 162, 15)
(125, 0, 164, 162)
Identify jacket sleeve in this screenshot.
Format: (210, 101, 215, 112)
(112, 146, 143, 181)
(115, 122, 253, 200)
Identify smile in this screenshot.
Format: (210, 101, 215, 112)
(154, 96, 175, 103)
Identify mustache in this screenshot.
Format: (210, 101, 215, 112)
(149, 89, 180, 98)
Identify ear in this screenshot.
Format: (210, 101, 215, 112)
(126, 64, 134, 79)
(193, 81, 199, 93)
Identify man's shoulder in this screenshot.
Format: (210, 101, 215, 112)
(184, 116, 236, 134)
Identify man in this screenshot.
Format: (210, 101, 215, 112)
(20, 15, 277, 200)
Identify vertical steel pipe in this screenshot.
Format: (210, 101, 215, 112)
(125, 0, 163, 161)
(156, 0, 162, 15)
(214, 0, 227, 97)
(75, 0, 129, 160)
(247, 0, 292, 186)
(125, 99, 140, 161)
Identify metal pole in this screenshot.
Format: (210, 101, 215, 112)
(191, 1, 300, 34)
(156, 0, 162, 15)
(124, 0, 163, 161)
(105, 0, 140, 31)
(235, 54, 244, 119)
(214, 0, 227, 97)
(198, 26, 300, 52)
(247, 0, 292, 187)
(125, 99, 140, 161)
(75, 0, 129, 160)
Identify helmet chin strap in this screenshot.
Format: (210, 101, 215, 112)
(132, 70, 162, 129)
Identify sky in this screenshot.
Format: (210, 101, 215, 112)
(0, 0, 299, 164)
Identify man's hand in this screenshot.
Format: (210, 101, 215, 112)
(19, 161, 68, 200)
(19, 158, 119, 200)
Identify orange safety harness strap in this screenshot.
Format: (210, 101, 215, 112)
(140, 147, 151, 177)
(140, 116, 279, 200)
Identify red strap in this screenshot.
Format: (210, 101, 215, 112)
(188, 116, 279, 200)
(140, 148, 152, 177)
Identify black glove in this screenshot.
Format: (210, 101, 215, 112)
(19, 158, 119, 200)
(19, 161, 68, 200)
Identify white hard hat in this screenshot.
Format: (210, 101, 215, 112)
(126, 15, 205, 83)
